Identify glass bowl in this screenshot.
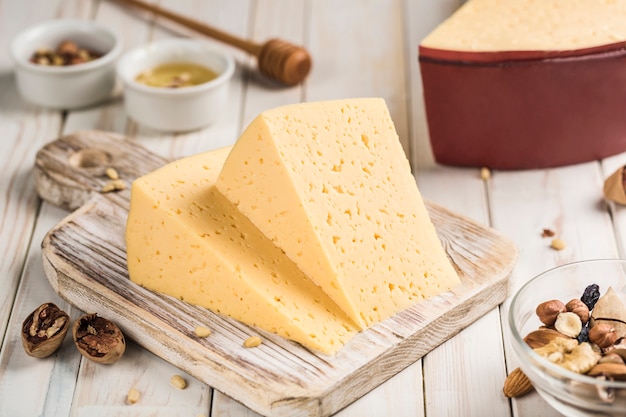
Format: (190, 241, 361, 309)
(509, 259, 626, 417)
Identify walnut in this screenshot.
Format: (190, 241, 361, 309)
(534, 339, 599, 374)
(72, 313, 125, 364)
(22, 303, 70, 358)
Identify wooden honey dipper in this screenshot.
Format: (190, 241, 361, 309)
(111, 0, 312, 86)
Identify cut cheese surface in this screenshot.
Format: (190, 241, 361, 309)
(216, 98, 461, 328)
(125, 147, 358, 354)
(420, 0, 626, 53)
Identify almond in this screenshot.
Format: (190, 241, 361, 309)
(588, 363, 626, 381)
(503, 367, 534, 398)
(523, 328, 568, 349)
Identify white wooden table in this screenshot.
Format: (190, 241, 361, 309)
(1, 1, 624, 416)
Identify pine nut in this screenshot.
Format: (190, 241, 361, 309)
(243, 335, 262, 348)
(170, 374, 187, 390)
(194, 326, 211, 338)
(127, 387, 141, 404)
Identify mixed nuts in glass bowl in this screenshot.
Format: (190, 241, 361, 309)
(508, 259, 626, 417)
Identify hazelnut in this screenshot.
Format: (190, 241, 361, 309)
(554, 312, 583, 338)
(536, 300, 566, 326)
(566, 299, 590, 324)
(589, 323, 618, 348)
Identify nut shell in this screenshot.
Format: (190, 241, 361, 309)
(21, 303, 70, 358)
(72, 313, 125, 364)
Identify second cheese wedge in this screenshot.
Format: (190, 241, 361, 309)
(126, 147, 358, 354)
(216, 98, 461, 328)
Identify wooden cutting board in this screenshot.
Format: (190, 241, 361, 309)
(35, 130, 517, 417)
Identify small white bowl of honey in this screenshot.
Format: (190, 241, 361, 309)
(117, 38, 235, 132)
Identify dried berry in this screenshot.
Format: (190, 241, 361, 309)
(72, 313, 125, 364)
(581, 284, 601, 310)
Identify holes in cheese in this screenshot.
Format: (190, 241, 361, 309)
(126, 147, 358, 354)
(216, 98, 461, 329)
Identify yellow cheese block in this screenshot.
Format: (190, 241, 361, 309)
(216, 98, 461, 328)
(125, 147, 358, 354)
(420, 0, 626, 53)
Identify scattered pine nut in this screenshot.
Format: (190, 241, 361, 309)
(480, 166, 491, 180)
(550, 238, 566, 251)
(105, 167, 120, 180)
(101, 179, 126, 193)
(243, 335, 262, 348)
(194, 326, 211, 338)
(127, 387, 141, 404)
(170, 374, 187, 390)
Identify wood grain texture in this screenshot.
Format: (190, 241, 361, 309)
(34, 131, 517, 417)
(491, 162, 618, 417)
(0, 0, 79, 350)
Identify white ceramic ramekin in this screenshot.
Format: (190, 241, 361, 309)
(116, 38, 235, 132)
(10, 19, 122, 109)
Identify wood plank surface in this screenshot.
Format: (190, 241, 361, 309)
(35, 130, 517, 417)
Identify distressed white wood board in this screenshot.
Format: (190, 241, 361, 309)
(35, 131, 518, 417)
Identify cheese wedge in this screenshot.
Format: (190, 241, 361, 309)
(216, 98, 461, 328)
(125, 147, 358, 354)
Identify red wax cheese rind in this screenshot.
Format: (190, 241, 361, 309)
(419, 45, 626, 169)
(418, 0, 626, 169)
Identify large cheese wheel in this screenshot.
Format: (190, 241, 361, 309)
(419, 0, 626, 169)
